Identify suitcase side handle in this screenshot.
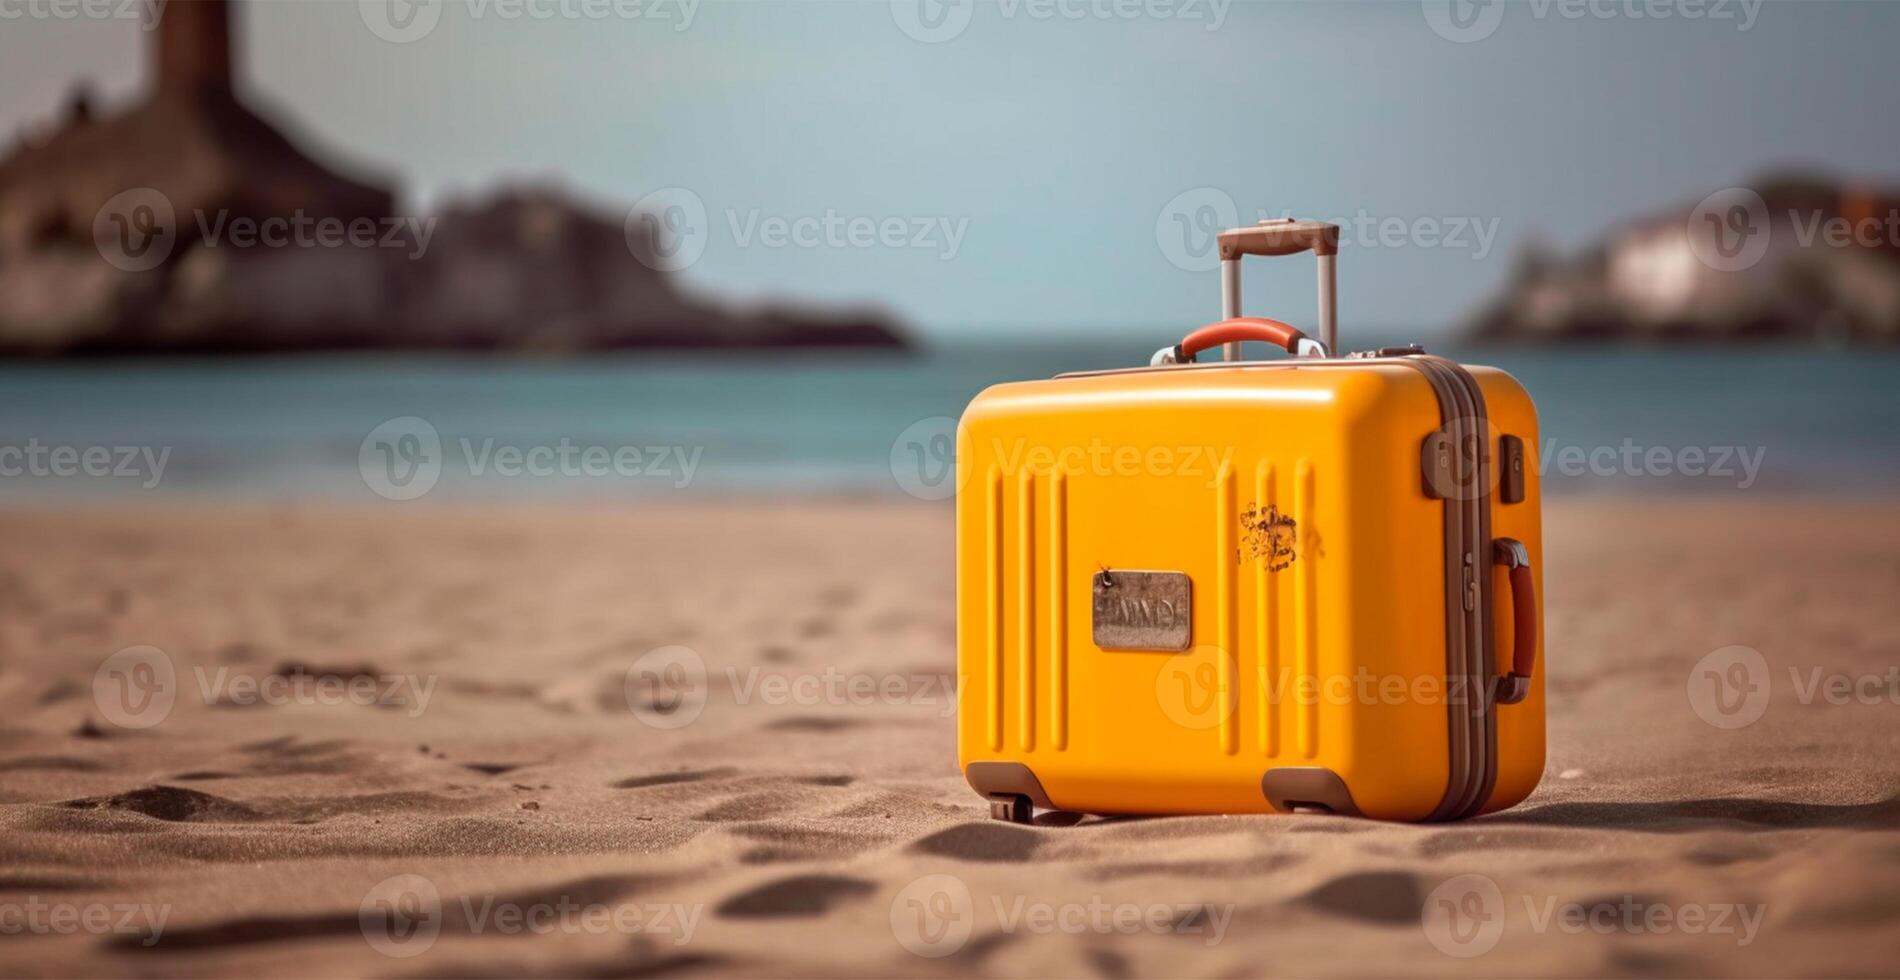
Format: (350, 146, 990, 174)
(1215, 218, 1340, 361)
(1494, 538, 1537, 705)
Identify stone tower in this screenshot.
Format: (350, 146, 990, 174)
(154, 0, 236, 98)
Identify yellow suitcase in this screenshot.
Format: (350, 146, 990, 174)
(956, 219, 1544, 822)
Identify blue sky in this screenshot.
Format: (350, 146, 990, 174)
(5, 0, 1899, 339)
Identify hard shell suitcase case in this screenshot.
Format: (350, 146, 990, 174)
(955, 218, 1544, 822)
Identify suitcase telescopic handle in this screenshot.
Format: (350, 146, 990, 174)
(1494, 538, 1537, 705)
(1213, 218, 1340, 362)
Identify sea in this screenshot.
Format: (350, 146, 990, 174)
(0, 335, 1893, 502)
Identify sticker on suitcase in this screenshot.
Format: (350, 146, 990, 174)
(1236, 502, 1298, 571)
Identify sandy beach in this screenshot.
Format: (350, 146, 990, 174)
(1, 498, 1897, 978)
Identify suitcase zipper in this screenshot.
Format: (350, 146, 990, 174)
(1407, 355, 1498, 821)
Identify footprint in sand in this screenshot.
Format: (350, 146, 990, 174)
(59, 785, 260, 823)
(714, 874, 875, 919)
(0, 755, 102, 773)
(730, 824, 894, 864)
(909, 823, 1044, 863)
(761, 717, 864, 734)
(612, 767, 739, 790)
(1298, 871, 1426, 926)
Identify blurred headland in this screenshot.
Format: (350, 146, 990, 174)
(0, 0, 905, 357)
(1469, 174, 1900, 345)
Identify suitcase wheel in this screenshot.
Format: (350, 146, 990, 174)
(987, 793, 1033, 824)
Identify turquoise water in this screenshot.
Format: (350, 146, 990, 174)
(0, 338, 1893, 501)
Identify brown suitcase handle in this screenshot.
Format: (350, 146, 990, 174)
(1154, 316, 1329, 365)
(1174, 317, 1311, 361)
(1494, 538, 1536, 705)
(1217, 218, 1340, 259)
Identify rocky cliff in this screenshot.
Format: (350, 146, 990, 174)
(0, 1, 904, 356)
(1467, 175, 1900, 344)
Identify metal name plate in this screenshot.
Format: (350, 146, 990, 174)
(1092, 570, 1192, 651)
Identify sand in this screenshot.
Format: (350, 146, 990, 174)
(0, 499, 1896, 978)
